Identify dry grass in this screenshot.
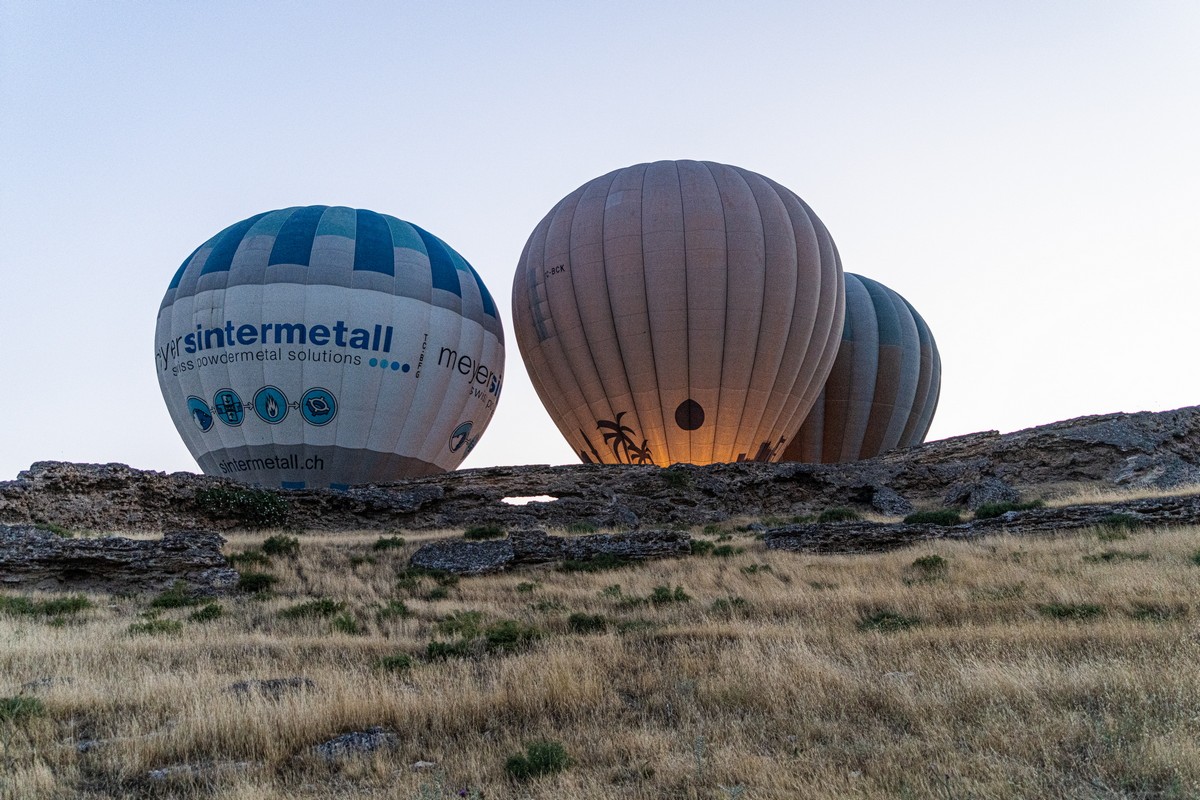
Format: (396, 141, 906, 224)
(3, 522, 1200, 799)
(1043, 481, 1200, 508)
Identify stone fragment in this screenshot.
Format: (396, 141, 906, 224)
(311, 727, 398, 761)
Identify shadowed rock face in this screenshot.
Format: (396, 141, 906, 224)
(0, 406, 1198, 533)
(0, 526, 237, 595)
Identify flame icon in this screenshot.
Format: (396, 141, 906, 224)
(265, 394, 279, 418)
(254, 386, 289, 424)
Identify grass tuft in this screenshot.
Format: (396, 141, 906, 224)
(904, 509, 963, 526)
(505, 740, 572, 780)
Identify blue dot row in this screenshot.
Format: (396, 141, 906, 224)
(368, 358, 410, 372)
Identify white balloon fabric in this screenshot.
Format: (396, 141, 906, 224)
(155, 206, 504, 488)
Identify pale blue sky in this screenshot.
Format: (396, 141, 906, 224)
(2, 1, 1197, 479)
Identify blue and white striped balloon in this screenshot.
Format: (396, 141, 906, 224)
(155, 206, 505, 488)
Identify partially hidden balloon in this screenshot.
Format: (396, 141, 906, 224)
(512, 160, 845, 466)
(782, 273, 940, 463)
(155, 206, 504, 488)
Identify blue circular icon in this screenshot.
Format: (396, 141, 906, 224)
(212, 389, 244, 426)
(187, 396, 214, 432)
(253, 386, 289, 424)
(300, 387, 337, 426)
(449, 420, 473, 453)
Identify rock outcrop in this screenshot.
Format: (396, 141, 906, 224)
(0, 526, 237, 595)
(0, 405, 1197, 533)
(410, 528, 693, 574)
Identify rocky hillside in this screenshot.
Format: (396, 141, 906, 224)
(1, 406, 1198, 533)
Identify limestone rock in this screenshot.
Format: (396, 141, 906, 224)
(311, 727, 398, 761)
(0, 525, 237, 596)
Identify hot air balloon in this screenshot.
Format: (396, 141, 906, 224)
(512, 160, 845, 466)
(781, 273, 940, 463)
(155, 206, 504, 488)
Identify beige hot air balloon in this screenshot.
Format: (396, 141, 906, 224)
(512, 160, 845, 466)
(782, 273, 941, 463)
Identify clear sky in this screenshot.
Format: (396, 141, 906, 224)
(2, 1, 1197, 480)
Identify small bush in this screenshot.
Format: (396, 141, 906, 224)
(533, 599, 567, 613)
(904, 509, 962, 526)
(150, 581, 203, 609)
(857, 610, 921, 632)
(1083, 550, 1150, 564)
(262, 534, 300, 557)
(376, 653, 413, 672)
(227, 549, 270, 566)
(464, 524, 505, 540)
(437, 610, 485, 638)
(974, 500, 1044, 519)
(818, 507, 860, 523)
(505, 740, 572, 781)
(188, 603, 223, 623)
(236, 572, 278, 593)
(515, 581, 540, 594)
(690, 540, 715, 556)
(1098, 513, 1143, 533)
(710, 597, 749, 615)
(485, 620, 542, 652)
(35, 522, 75, 538)
(711, 544, 743, 557)
(650, 585, 690, 605)
(427, 640, 473, 660)
(195, 486, 288, 529)
(332, 613, 361, 634)
(128, 618, 183, 636)
(377, 600, 412, 620)
(1038, 602, 1105, 621)
(279, 598, 344, 620)
(567, 612, 609, 634)
(373, 536, 406, 551)
(600, 584, 623, 598)
(1191, 550, 1200, 567)
(1, 594, 92, 618)
(663, 467, 692, 488)
(0, 696, 45, 721)
(911, 554, 948, 575)
(559, 554, 630, 573)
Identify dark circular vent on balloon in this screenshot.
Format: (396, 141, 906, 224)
(675, 399, 705, 431)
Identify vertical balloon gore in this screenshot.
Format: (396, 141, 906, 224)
(512, 160, 846, 466)
(155, 206, 505, 488)
(782, 273, 941, 463)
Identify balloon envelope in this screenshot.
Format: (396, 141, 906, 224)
(512, 160, 845, 466)
(782, 273, 940, 463)
(155, 206, 504, 488)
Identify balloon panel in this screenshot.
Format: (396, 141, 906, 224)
(512, 160, 845, 466)
(782, 273, 940, 463)
(155, 206, 504, 488)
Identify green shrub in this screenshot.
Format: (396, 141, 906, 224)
(559, 554, 630, 573)
(188, 603, 223, 623)
(35, 522, 75, 538)
(702, 523, 726, 535)
(150, 581, 203, 609)
(372, 536, 406, 551)
(904, 509, 962, 526)
(227, 549, 270, 566)
(1038, 602, 1104, 621)
(663, 467, 692, 489)
(710, 597, 749, 615)
(505, 740, 572, 781)
(464, 524, 505, 540)
(567, 612, 609, 634)
(1083, 550, 1150, 564)
(484, 620, 541, 652)
(974, 500, 1044, 519)
(1130, 602, 1188, 622)
(911, 554, 948, 575)
(332, 613, 361, 634)
(262, 534, 300, 557)
(376, 600, 412, 620)
(376, 653, 413, 672)
(195, 486, 288, 529)
(515, 581, 540, 594)
(818, 507, 860, 523)
(128, 618, 183, 636)
(1098, 513, 1142, 533)
(711, 544, 743, 557)
(650, 585, 690, 605)
(690, 540, 715, 556)
(740, 563, 771, 575)
(857, 610, 921, 632)
(0, 696, 45, 721)
(437, 610, 485, 638)
(279, 598, 344, 620)
(236, 571, 277, 593)
(600, 584, 623, 598)
(533, 599, 567, 612)
(1191, 550, 1200, 567)
(0, 594, 92, 617)
(427, 640, 472, 660)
